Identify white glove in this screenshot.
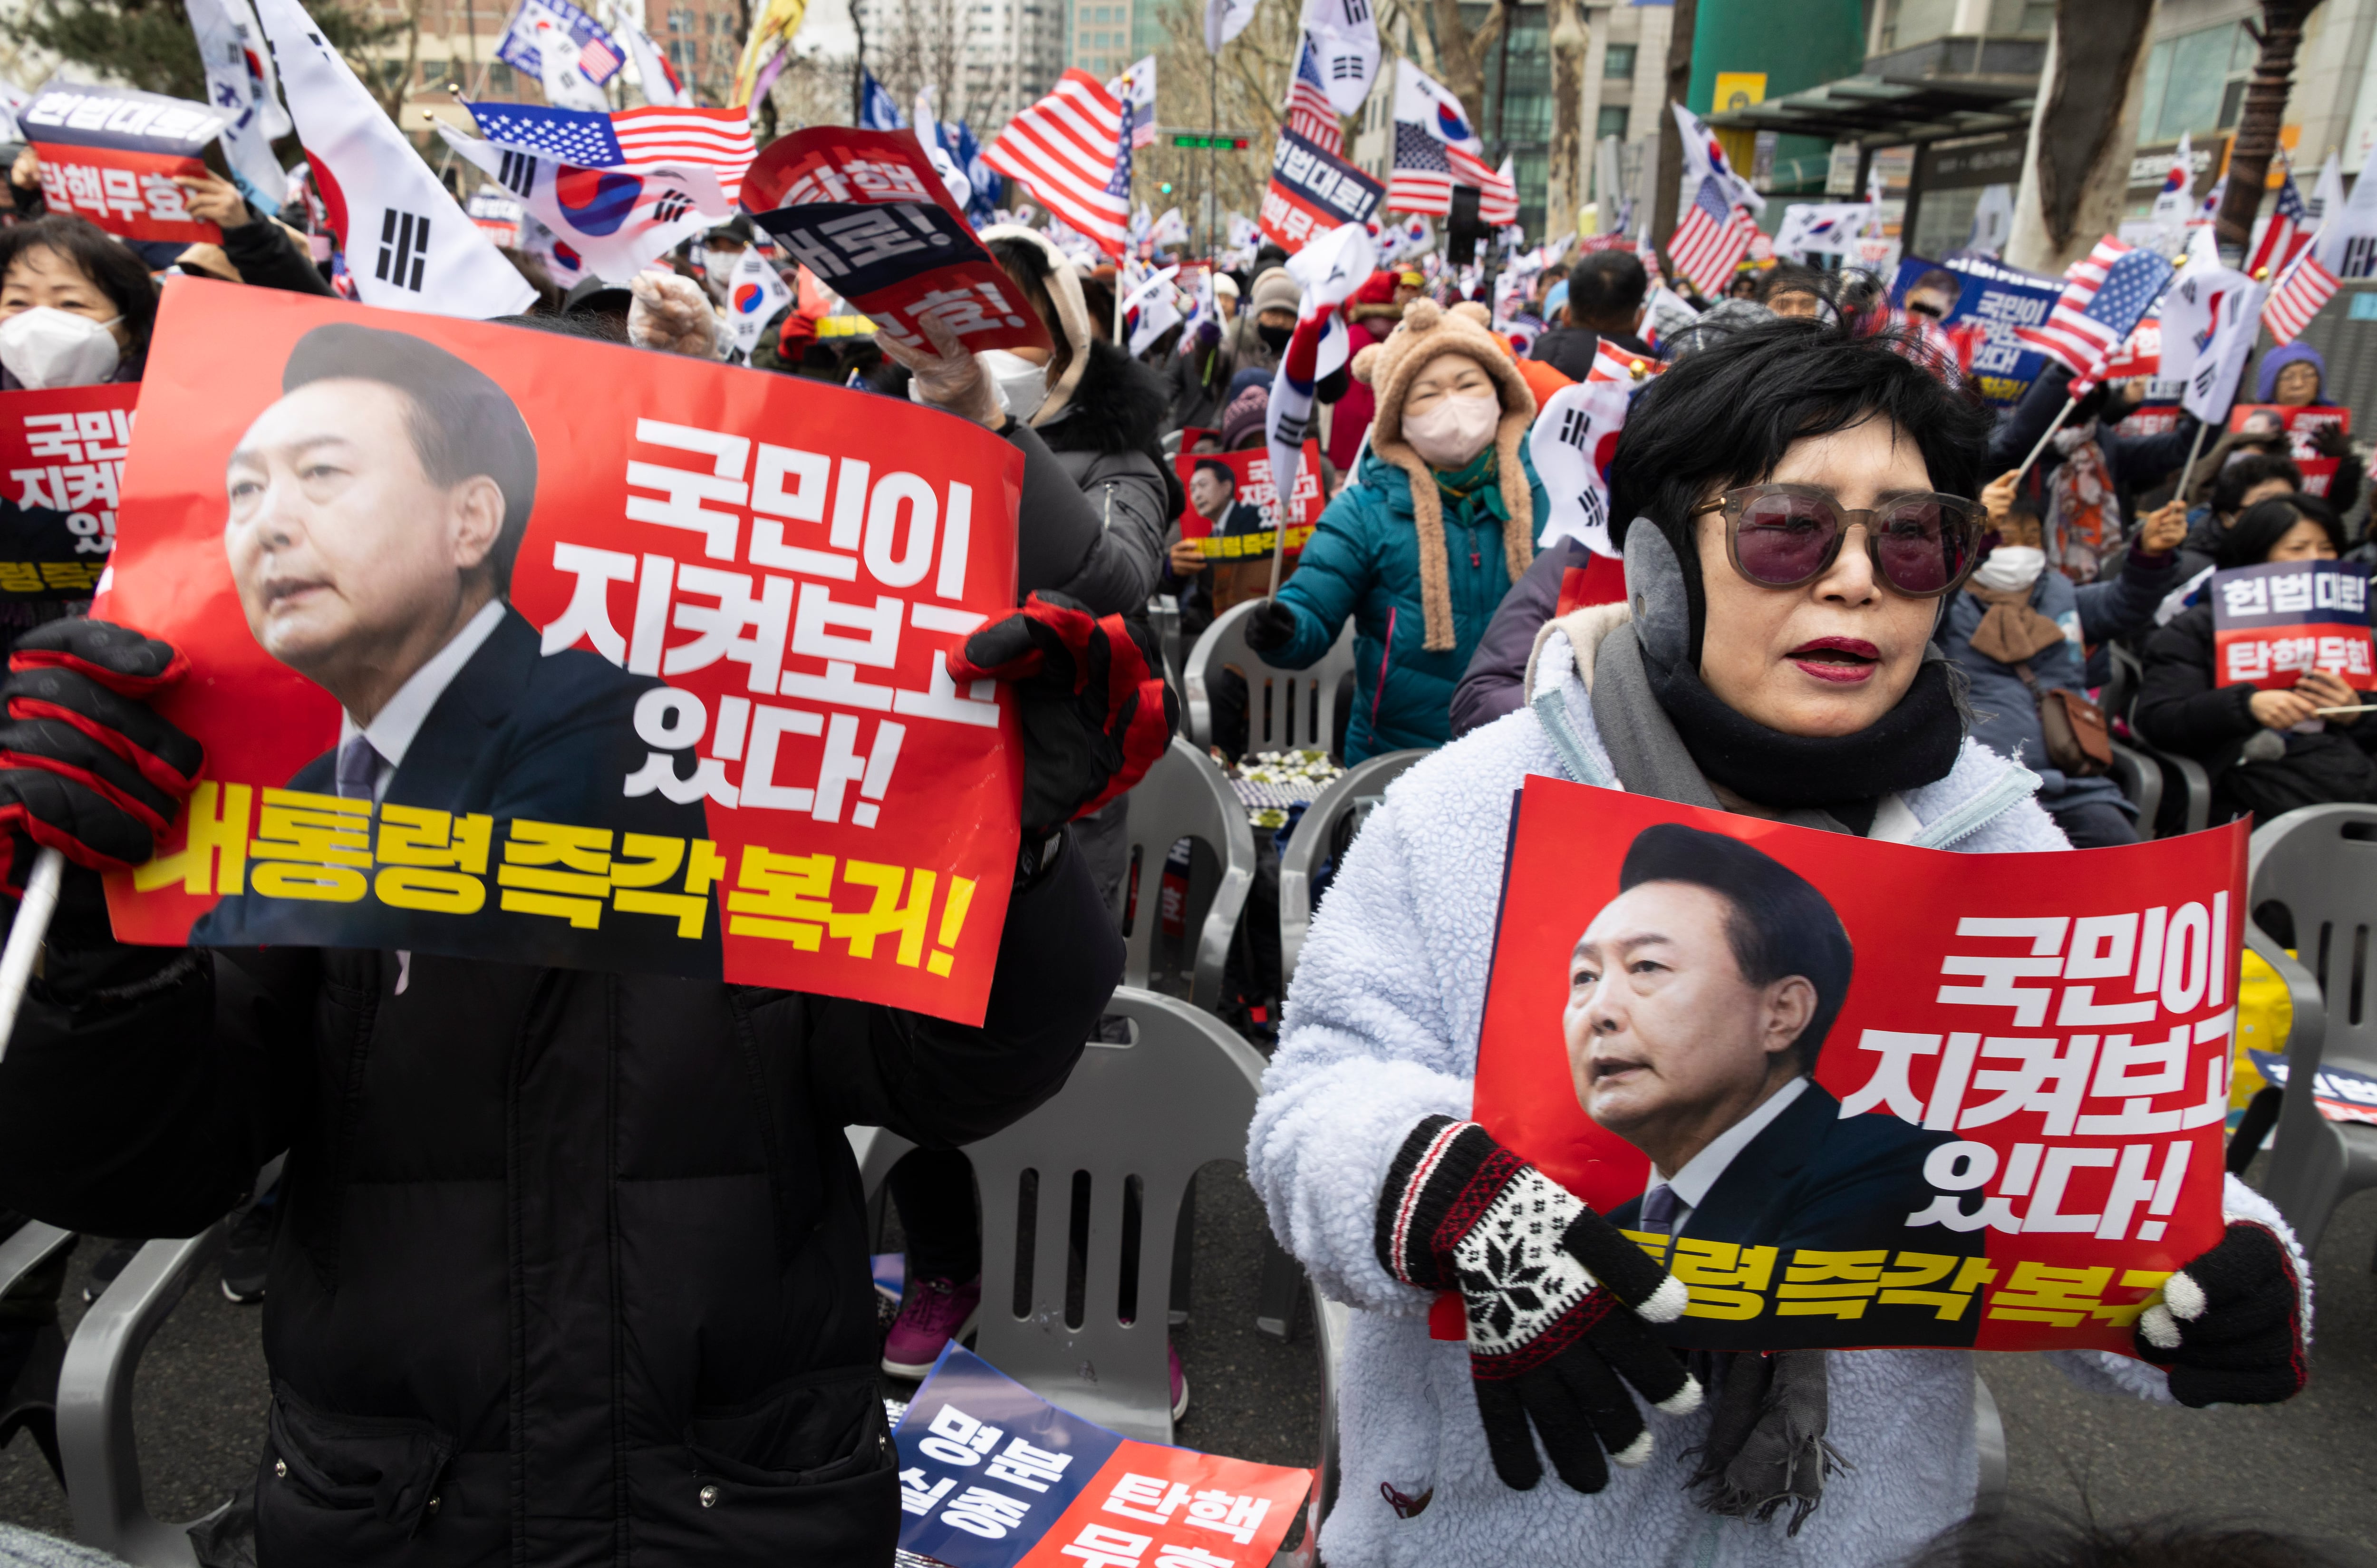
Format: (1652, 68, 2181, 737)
(874, 314, 1003, 428)
(628, 272, 726, 360)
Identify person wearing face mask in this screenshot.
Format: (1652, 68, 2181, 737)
(1937, 473, 2187, 847)
(2137, 494, 2377, 824)
(1222, 266, 1301, 383)
(1248, 318, 2311, 1568)
(1243, 299, 1544, 762)
(693, 218, 753, 305)
(0, 215, 155, 393)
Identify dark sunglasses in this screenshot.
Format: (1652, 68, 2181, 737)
(1904, 300, 1945, 319)
(1692, 484, 1984, 598)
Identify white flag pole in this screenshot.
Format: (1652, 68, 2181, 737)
(0, 847, 64, 1064)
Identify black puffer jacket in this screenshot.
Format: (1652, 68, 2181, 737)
(0, 839, 1117, 1567)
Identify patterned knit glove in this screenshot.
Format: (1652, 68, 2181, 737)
(1375, 1115, 1701, 1493)
(2136, 1220, 2309, 1408)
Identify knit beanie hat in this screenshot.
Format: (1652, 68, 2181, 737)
(1249, 267, 1301, 317)
(1351, 298, 1537, 650)
(1220, 383, 1270, 450)
(2255, 341, 2325, 403)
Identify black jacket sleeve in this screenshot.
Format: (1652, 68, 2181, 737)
(220, 215, 337, 296)
(1008, 420, 1108, 600)
(1986, 362, 2075, 476)
(0, 890, 309, 1237)
(1450, 537, 1578, 737)
(2135, 607, 2262, 758)
(805, 829, 1119, 1147)
(2106, 413, 2202, 496)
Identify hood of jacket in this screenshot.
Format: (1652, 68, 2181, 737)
(1037, 337, 1172, 456)
(976, 223, 1098, 422)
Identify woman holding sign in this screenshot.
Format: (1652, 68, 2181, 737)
(1249, 319, 2311, 1567)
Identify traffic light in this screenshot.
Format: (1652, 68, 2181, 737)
(1169, 132, 1249, 150)
(1159, 182, 1173, 194)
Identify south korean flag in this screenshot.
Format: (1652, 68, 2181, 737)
(722, 245, 793, 361)
(253, 0, 533, 317)
(440, 126, 711, 287)
(1529, 378, 1633, 555)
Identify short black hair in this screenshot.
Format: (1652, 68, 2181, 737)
(1617, 823, 1854, 1074)
(1759, 263, 1828, 306)
(1607, 318, 1993, 656)
(1191, 458, 1234, 488)
(0, 214, 159, 352)
(2213, 450, 2304, 518)
(2217, 494, 2344, 569)
(1909, 268, 1961, 303)
(1566, 251, 1648, 328)
(1902, 1507, 2363, 1568)
(281, 323, 539, 595)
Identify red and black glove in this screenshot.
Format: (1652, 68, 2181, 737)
(2135, 1219, 2309, 1408)
(950, 593, 1177, 838)
(1375, 1115, 1701, 1494)
(0, 619, 201, 892)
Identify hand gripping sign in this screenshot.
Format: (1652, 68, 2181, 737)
(742, 127, 1052, 361)
(22, 80, 227, 244)
(1463, 776, 2246, 1355)
(97, 282, 1025, 1024)
(897, 1347, 1311, 1568)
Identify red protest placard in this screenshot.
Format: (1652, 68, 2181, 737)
(0, 381, 135, 600)
(2227, 402, 2349, 461)
(2209, 559, 2376, 691)
(1258, 131, 1384, 255)
(742, 127, 1051, 359)
(1173, 441, 1324, 563)
(22, 81, 228, 245)
(97, 281, 1024, 1024)
(1466, 776, 2245, 1356)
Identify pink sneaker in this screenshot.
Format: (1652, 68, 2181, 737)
(1169, 1345, 1189, 1422)
(882, 1274, 981, 1377)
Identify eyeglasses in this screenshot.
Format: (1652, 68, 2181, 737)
(1691, 484, 1983, 599)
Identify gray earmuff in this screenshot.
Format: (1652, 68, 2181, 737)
(1623, 516, 1691, 674)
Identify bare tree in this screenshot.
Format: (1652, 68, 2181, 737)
(1148, 0, 1302, 227)
(870, 0, 963, 121)
(768, 48, 860, 129)
(2215, 0, 2324, 256)
(2005, 0, 2156, 272)
(1544, 0, 1586, 242)
(1649, 0, 1694, 256)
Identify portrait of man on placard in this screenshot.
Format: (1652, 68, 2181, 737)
(191, 322, 715, 968)
(1565, 823, 1971, 1261)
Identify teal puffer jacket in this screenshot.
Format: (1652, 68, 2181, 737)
(1268, 443, 1546, 762)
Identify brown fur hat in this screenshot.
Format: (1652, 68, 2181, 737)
(1351, 298, 1536, 650)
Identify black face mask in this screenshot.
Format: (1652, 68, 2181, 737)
(1257, 322, 1292, 352)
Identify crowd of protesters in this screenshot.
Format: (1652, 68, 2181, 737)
(0, 137, 2350, 1568)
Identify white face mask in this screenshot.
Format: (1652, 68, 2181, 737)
(979, 348, 1049, 419)
(0, 307, 121, 389)
(1971, 543, 2045, 593)
(1401, 388, 1501, 469)
(699, 248, 741, 296)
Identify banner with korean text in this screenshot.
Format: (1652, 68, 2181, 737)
(23, 80, 225, 243)
(0, 382, 135, 601)
(1464, 776, 2245, 1355)
(2227, 404, 2351, 498)
(896, 1347, 1310, 1568)
(1258, 131, 1384, 254)
(743, 127, 1051, 359)
(2209, 560, 2375, 692)
(1172, 440, 1324, 563)
(97, 282, 1024, 1023)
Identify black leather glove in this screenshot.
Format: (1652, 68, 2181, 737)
(950, 592, 1178, 837)
(2136, 1219, 2308, 1408)
(2311, 422, 2353, 460)
(1376, 1115, 1701, 1493)
(0, 619, 202, 893)
(1244, 597, 1297, 654)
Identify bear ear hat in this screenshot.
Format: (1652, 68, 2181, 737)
(1353, 342, 1384, 383)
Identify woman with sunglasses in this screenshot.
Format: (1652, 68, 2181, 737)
(1248, 319, 2310, 1568)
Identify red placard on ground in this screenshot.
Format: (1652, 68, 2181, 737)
(2209, 559, 2376, 691)
(98, 281, 1025, 1024)
(1462, 776, 2245, 1356)
(1173, 441, 1324, 562)
(0, 381, 136, 600)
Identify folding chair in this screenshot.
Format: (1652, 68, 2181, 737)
(1184, 601, 1358, 762)
(2248, 804, 2377, 1254)
(1117, 738, 1256, 1007)
(1278, 749, 1430, 992)
(0, 1220, 76, 1487)
(2106, 644, 2209, 839)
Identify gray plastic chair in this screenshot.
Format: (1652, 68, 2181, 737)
(1278, 750, 1429, 992)
(1184, 600, 1358, 761)
(1118, 737, 1256, 1007)
(1148, 595, 1186, 697)
(2106, 643, 2208, 838)
(2249, 804, 2377, 1253)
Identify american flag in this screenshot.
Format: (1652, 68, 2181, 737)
(466, 101, 757, 203)
(2264, 246, 2338, 344)
(2245, 168, 2311, 283)
(1479, 155, 1517, 225)
(1585, 335, 1656, 385)
(984, 69, 1131, 256)
(1668, 173, 1756, 298)
(2013, 239, 2171, 376)
(1387, 122, 1502, 217)
(1286, 35, 1342, 155)
(577, 35, 622, 81)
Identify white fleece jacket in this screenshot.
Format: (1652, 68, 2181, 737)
(1246, 619, 2309, 1568)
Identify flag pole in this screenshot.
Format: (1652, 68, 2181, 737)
(0, 847, 63, 1065)
(2010, 394, 2079, 488)
(2174, 415, 2213, 507)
